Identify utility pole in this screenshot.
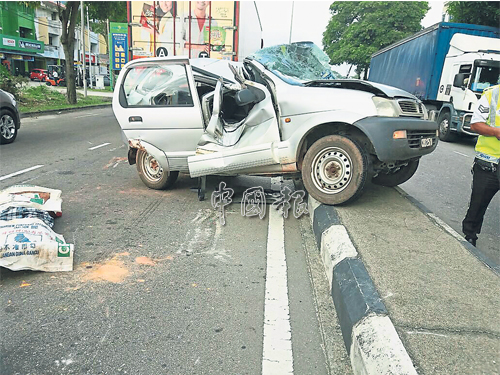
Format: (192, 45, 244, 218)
(87, 5, 92, 89)
(289, 1, 294, 44)
(81, 0, 87, 97)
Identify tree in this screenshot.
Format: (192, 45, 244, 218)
(323, 2, 429, 79)
(447, 1, 500, 28)
(57, 1, 80, 104)
(87, 2, 127, 54)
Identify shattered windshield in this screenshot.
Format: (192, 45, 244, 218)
(248, 42, 342, 85)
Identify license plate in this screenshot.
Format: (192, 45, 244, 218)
(421, 137, 433, 148)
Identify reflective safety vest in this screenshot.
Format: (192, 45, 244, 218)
(476, 85, 500, 164)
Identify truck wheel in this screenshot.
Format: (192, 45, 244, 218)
(0, 109, 18, 144)
(302, 135, 369, 205)
(437, 112, 456, 142)
(136, 149, 179, 190)
(372, 159, 419, 187)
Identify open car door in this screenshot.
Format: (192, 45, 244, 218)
(187, 65, 282, 177)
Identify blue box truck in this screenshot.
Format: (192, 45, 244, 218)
(368, 22, 500, 141)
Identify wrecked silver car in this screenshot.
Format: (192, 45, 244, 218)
(112, 42, 438, 205)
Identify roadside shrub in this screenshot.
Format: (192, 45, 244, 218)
(0, 65, 29, 96)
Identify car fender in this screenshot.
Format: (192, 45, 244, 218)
(280, 110, 369, 163)
(128, 139, 170, 174)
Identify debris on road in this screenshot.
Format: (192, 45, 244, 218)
(0, 185, 73, 272)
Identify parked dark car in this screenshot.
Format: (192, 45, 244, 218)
(0, 89, 21, 144)
(30, 68, 47, 82)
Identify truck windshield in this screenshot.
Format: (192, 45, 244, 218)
(470, 64, 500, 93)
(248, 42, 342, 85)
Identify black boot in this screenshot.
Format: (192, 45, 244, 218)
(466, 237, 477, 247)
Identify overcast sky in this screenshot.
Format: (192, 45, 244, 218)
(254, 1, 445, 76)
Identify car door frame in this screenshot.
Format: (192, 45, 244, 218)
(113, 57, 205, 172)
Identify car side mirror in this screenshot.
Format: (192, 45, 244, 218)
(453, 73, 466, 89)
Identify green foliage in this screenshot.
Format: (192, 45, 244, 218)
(87, 2, 127, 23)
(17, 85, 111, 113)
(0, 65, 29, 96)
(323, 1, 429, 78)
(447, 1, 500, 28)
(86, 2, 127, 53)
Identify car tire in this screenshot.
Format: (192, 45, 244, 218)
(0, 109, 18, 144)
(302, 135, 369, 205)
(372, 159, 419, 187)
(437, 111, 456, 142)
(136, 149, 179, 190)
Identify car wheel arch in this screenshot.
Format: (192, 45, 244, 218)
(296, 122, 373, 171)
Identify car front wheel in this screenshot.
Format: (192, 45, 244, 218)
(302, 135, 369, 205)
(136, 149, 179, 190)
(0, 109, 18, 144)
(437, 111, 455, 142)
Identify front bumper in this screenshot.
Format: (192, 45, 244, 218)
(354, 117, 438, 162)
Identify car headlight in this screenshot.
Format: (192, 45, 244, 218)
(419, 101, 429, 120)
(372, 97, 399, 117)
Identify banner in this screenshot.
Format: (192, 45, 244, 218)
(130, 1, 236, 60)
(110, 22, 129, 71)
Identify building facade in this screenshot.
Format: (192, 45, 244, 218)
(0, 1, 108, 78)
(0, 2, 45, 76)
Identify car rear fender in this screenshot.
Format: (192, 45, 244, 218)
(128, 139, 170, 174)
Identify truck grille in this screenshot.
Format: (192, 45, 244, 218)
(397, 100, 424, 117)
(407, 130, 437, 149)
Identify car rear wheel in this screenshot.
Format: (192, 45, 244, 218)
(0, 109, 18, 144)
(302, 135, 369, 205)
(136, 149, 179, 190)
(372, 159, 419, 187)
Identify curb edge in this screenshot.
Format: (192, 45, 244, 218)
(20, 103, 112, 119)
(308, 195, 418, 375)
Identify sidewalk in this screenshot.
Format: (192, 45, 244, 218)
(310, 184, 500, 374)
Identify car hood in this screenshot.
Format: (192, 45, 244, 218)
(303, 79, 418, 99)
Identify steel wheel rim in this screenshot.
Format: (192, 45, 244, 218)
(311, 146, 352, 194)
(439, 117, 449, 134)
(0, 114, 15, 140)
(143, 153, 164, 182)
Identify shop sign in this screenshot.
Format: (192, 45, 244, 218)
(82, 53, 96, 64)
(3, 38, 16, 47)
(111, 31, 128, 70)
(12, 55, 23, 60)
(0, 53, 4, 59)
(19, 40, 42, 50)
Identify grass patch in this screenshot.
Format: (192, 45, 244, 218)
(18, 85, 112, 113)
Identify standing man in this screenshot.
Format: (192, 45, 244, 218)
(462, 84, 500, 246)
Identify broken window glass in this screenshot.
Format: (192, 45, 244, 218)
(249, 42, 341, 85)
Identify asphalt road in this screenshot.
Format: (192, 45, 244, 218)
(0, 108, 351, 375)
(401, 136, 499, 264)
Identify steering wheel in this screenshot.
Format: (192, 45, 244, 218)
(154, 93, 169, 105)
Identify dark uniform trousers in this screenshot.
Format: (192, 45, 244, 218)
(462, 160, 500, 241)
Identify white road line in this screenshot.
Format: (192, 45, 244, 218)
(0, 165, 44, 182)
(88, 142, 111, 150)
(262, 207, 294, 375)
(453, 151, 470, 158)
(75, 114, 98, 118)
